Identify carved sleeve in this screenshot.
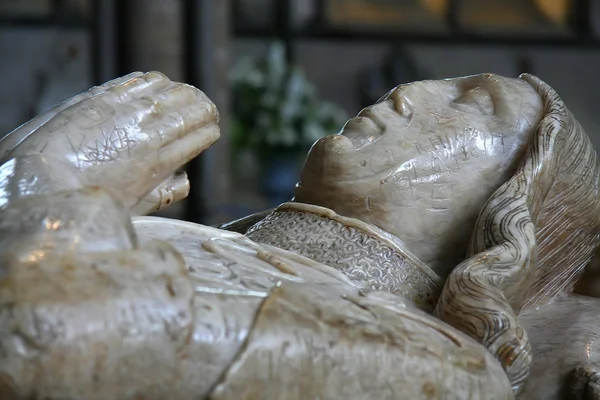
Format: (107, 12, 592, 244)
(0, 155, 514, 399)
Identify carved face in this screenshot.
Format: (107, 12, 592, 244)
(295, 74, 544, 277)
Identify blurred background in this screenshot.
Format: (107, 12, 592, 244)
(2, 0, 600, 225)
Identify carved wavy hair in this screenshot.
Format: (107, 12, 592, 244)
(435, 74, 600, 393)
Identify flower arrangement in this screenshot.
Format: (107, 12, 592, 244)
(230, 41, 347, 163)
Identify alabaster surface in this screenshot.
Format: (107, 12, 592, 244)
(0, 71, 599, 400)
(245, 202, 442, 310)
(295, 74, 545, 278)
(519, 294, 600, 399)
(0, 71, 219, 212)
(131, 217, 512, 399)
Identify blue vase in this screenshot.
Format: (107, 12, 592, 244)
(261, 156, 301, 207)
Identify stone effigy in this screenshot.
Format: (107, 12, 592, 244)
(0, 71, 599, 399)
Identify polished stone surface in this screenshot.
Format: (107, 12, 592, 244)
(0, 71, 599, 399)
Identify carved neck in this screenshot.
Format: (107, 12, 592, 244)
(246, 202, 441, 310)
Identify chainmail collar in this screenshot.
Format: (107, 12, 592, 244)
(246, 202, 442, 310)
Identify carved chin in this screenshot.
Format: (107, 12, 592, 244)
(299, 134, 354, 185)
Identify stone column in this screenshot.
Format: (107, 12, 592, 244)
(124, 0, 184, 81)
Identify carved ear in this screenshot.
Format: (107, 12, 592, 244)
(434, 74, 600, 393)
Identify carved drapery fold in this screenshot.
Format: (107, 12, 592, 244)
(436, 73, 600, 393)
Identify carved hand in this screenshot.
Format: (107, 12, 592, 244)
(0, 71, 219, 210)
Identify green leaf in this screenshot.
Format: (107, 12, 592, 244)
(230, 41, 348, 155)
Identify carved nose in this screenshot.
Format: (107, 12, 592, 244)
(390, 93, 413, 118)
(379, 84, 414, 118)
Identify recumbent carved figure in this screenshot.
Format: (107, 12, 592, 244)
(0, 71, 599, 399)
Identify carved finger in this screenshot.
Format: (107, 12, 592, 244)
(102, 71, 171, 105)
(142, 94, 218, 148)
(56, 72, 172, 130)
(156, 123, 220, 178)
(97, 71, 147, 89)
(91, 71, 147, 95)
(130, 171, 190, 216)
(2, 72, 168, 159)
(67, 91, 217, 170)
(150, 82, 205, 110)
(9, 98, 154, 160)
(50, 78, 212, 150)
(112, 103, 219, 208)
(588, 377, 600, 400)
(564, 366, 600, 400)
(105, 121, 218, 208)
(0, 72, 145, 162)
(15, 71, 143, 130)
(48, 72, 172, 133)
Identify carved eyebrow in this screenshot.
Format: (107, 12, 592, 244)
(452, 87, 495, 115)
(376, 82, 415, 104)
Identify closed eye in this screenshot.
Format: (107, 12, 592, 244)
(452, 87, 494, 115)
